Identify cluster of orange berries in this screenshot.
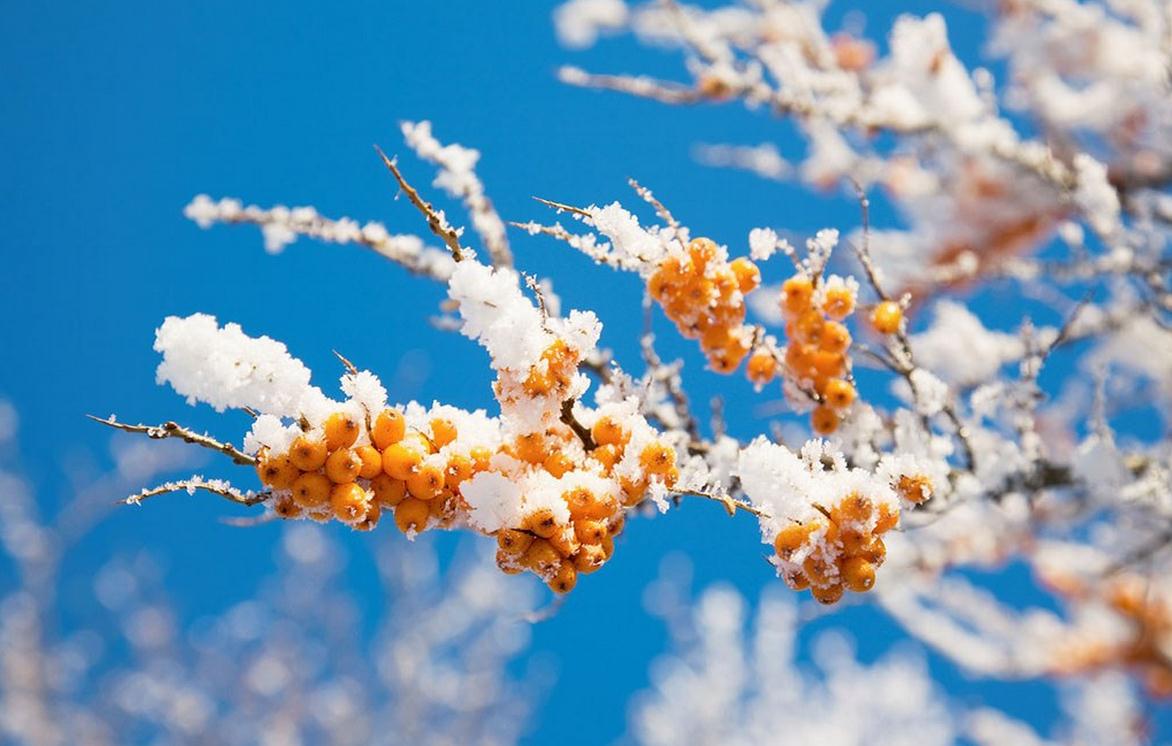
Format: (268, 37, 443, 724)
(494, 415, 679, 593)
(255, 402, 681, 595)
(763, 273, 859, 435)
(508, 339, 578, 400)
(257, 408, 484, 534)
(647, 237, 761, 374)
(772, 492, 900, 605)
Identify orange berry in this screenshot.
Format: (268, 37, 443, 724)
(574, 519, 608, 544)
(793, 309, 825, 344)
(496, 549, 524, 575)
(700, 324, 731, 353)
(324, 448, 362, 483)
(591, 416, 629, 447)
(370, 474, 408, 507)
(406, 462, 445, 500)
(521, 538, 562, 578)
(523, 508, 559, 538)
(709, 339, 750, 373)
(840, 526, 869, 556)
(639, 442, 676, 475)
(803, 555, 837, 587)
(857, 535, 887, 564)
(291, 472, 332, 508)
(257, 455, 299, 490)
(429, 418, 458, 448)
(564, 488, 613, 520)
(620, 475, 648, 505)
(746, 351, 778, 385)
(404, 431, 436, 454)
(811, 405, 839, 435)
(897, 474, 933, 504)
(821, 286, 855, 320)
(823, 378, 856, 410)
(819, 321, 851, 354)
(784, 343, 813, 373)
(811, 582, 845, 605)
(782, 276, 814, 316)
(354, 501, 381, 531)
(393, 497, 430, 534)
(607, 511, 626, 536)
(497, 528, 535, 555)
(523, 370, 554, 396)
(648, 271, 674, 302)
(688, 237, 718, 268)
(542, 450, 575, 478)
(841, 556, 877, 592)
(663, 466, 680, 489)
(875, 503, 900, 533)
(288, 436, 328, 471)
(730, 257, 761, 294)
(513, 433, 547, 464)
(549, 527, 580, 557)
(382, 443, 423, 480)
(372, 408, 407, 450)
(323, 412, 360, 451)
(600, 534, 616, 559)
(355, 445, 383, 479)
(470, 446, 493, 471)
(271, 494, 302, 519)
(592, 443, 622, 472)
(428, 490, 454, 521)
(445, 454, 475, 490)
(870, 301, 903, 335)
(573, 544, 607, 574)
(808, 350, 846, 379)
(835, 492, 874, 524)
(783, 570, 810, 591)
(330, 482, 369, 524)
(549, 562, 578, 594)
(773, 522, 817, 561)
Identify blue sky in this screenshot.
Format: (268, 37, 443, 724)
(3, 1, 1160, 742)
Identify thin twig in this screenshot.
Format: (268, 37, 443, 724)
(123, 477, 271, 508)
(88, 415, 257, 466)
(532, 195, 593, 218)
(374, 145, 465, 261)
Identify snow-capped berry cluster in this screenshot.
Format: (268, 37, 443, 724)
(737, 439, 935, 604)
(255, 403, 497, 534)
(153, 257, 685, 594)
(773, 271, 861, 435)
(646, 237, 762, 374)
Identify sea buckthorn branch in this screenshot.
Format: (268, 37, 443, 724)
(87, 415, 258, 467)
(374, 145, 466, 261)
(400, 120, 513, 267)
(674, 486, 766, 519)
(551, 1, 1172, 301)
(638, 330, 705, 453)
(103, 251, 695, 597)
(126, 477, 271, 507)
(843, 184, 980, 473)
(182, 195, 454, 280)
(557, 66, 706, 105)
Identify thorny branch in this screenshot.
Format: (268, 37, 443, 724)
(375, 145, 466, 261)
(125, 477, 272, 508)
(88, 415, 257, 466)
